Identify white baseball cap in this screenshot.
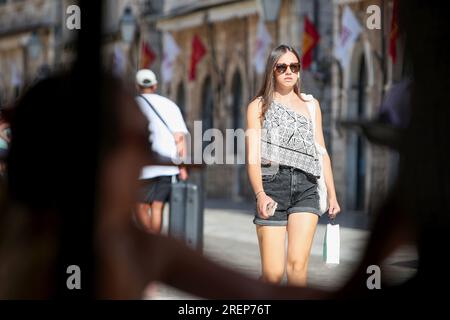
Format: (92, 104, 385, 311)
(136, 69, 158, 87)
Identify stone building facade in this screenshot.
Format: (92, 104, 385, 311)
(0, 0, 63, 106)
(0, 0, 145, 107)
(331, 0, 404, 214)
(0, 0, 401, 215)
(145, 0, 335, 202)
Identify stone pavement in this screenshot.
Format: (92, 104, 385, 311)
(144, 200, 418, 299)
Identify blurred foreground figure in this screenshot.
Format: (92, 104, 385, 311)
(338, 0, 450, 300)
(0, 73, 150, 298)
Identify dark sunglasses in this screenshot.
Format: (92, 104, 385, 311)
(274, 63, 301, 74)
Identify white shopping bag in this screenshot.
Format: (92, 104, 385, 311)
(323, 223, 340, 264)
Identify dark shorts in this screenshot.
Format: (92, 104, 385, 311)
(137, 175, 175, 203)
(253, 165, 323, 226)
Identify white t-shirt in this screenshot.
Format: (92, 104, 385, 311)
(136, 93, 188, 179)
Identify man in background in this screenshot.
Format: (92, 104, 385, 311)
(134, 69, 189, 234)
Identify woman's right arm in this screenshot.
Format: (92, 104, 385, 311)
(246, 99, 272, 219)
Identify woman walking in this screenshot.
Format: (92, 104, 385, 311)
(246, 45, 340, 286)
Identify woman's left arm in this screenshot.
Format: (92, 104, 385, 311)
(313, 99, 341, 218)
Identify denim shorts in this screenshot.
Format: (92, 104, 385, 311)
(253, 164, 323, 226)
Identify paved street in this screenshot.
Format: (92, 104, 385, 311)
(145, 200, 418, 299)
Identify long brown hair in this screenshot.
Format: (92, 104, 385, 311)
(254, 44, 302, 121)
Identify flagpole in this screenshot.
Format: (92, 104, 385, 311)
(381, 0, 387, 97)
(313, 0, 319, 66)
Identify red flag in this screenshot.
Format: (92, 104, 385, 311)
(140, 41, 156, 68)
(189, 34, 207, 81)
(301, 16, 320, 70)
(388, 0, 399, 63)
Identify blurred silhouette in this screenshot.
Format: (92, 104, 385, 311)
(378, 78, 411, 129)
(0, 72, 146, 298)
(337, 0, 450, 300)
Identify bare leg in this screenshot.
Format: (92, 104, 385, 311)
(134, 203, 152, 232)
(286, 213, 319, 287)
(256, 225, 287, 284)
(150, 201, 165, 234)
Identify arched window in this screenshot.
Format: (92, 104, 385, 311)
(346, 53, 367, 211)
(355, 55, 367, 210)
(231, 71, 243, 129)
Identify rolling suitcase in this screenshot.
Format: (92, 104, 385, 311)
(169, 179, 203, 251)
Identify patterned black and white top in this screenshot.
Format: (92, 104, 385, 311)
(261, 99, 321, 177)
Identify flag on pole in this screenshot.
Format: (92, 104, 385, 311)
(302, 15, 320, 70)
(253, 19, 272, 74)
(162, 32, 180, 84)
(189, 34, 207, 81)
(388, 0, 399, 64)
(140, 41, 156, 69)
(333, 5, 362, 70)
